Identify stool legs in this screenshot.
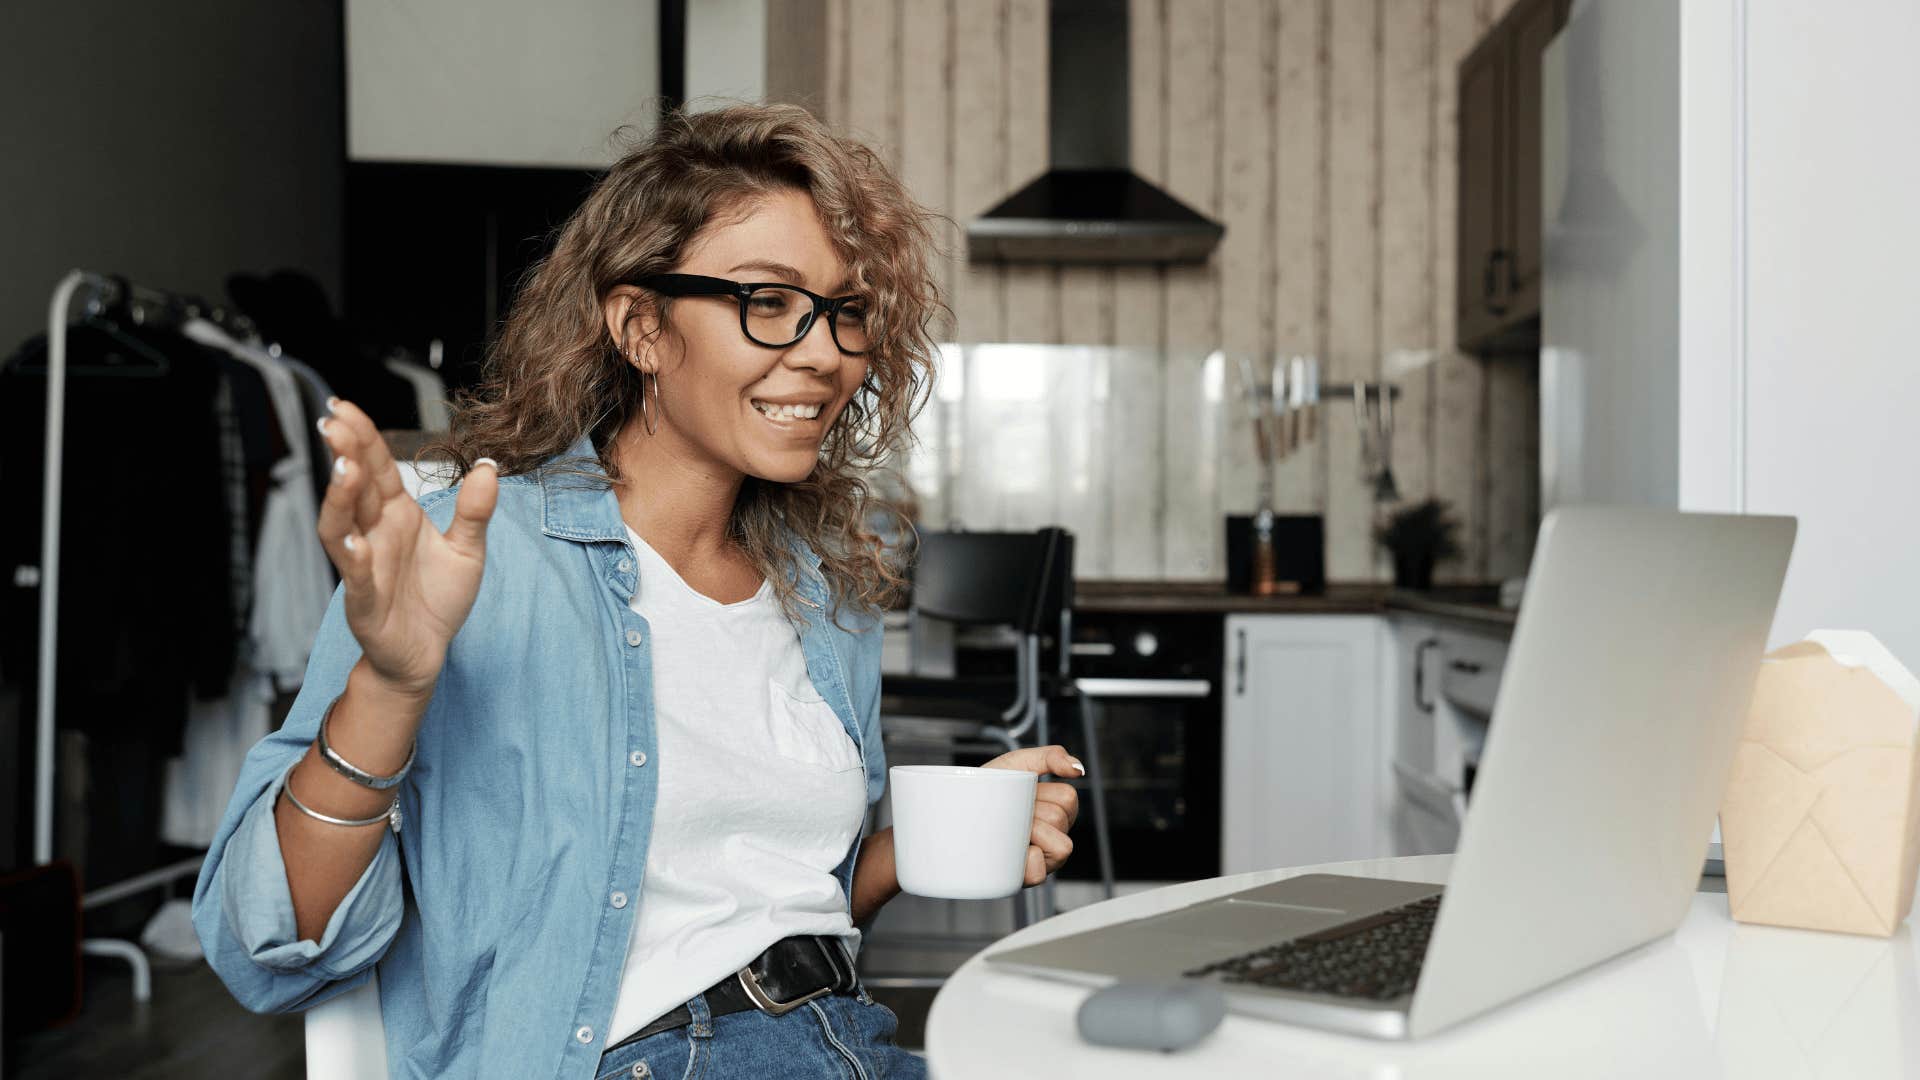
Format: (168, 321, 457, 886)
(1076, 695, 1117, 902)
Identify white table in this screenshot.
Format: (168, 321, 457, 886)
(926, 855, 1920, 1079)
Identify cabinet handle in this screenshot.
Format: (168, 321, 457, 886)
(1450, 658, 1484, 675)
(1414, 637, 1440, 713)
(1235, 628, 1247, 696)
(1484, 249, 1510, 317)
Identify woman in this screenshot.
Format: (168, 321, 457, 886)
(192, 104, 1082, 1079)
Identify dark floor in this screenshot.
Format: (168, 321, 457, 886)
(10, 958, 936, 1078)
(10, 956, 306, 1080)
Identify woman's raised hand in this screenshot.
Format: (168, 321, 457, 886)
(315, 399, 498, 700)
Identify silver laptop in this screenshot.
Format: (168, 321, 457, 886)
(989, 506, 1796, 1039)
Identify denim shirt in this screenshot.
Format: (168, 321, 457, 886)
(191, 434, 888, 1079)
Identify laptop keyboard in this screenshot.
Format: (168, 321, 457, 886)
(1183, 894, 1442, 1002)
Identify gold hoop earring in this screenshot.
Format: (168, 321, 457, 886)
(633, 351, 659, 436)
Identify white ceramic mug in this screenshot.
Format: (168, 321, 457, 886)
(889, 765, 1037, 900)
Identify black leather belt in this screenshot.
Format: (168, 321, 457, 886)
(602, 935, 858, 1058)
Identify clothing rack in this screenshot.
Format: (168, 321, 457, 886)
(21, 270, 259, 1001)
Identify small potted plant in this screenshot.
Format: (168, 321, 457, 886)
(1374, 499, 1462, 591)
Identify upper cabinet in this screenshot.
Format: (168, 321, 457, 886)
(1456, 0, 1569, 356)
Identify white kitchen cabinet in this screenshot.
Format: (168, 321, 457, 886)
(1383, 616, 1511, 857)
(1222, 615, 1390, 875)
(1386, 616, 1452, 857)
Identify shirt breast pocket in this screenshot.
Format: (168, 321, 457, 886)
(766, 678, 863, 773)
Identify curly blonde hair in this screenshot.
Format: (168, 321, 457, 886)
(425, 103, 947, 624)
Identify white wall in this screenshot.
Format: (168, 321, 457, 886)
(1742, 0, 1920, 663)
(1545, 0, 1920, 665)
(685, 0, 767, 110)
(346, 0, 659, 167)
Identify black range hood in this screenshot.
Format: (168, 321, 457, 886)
(966, 0, 1225, 264)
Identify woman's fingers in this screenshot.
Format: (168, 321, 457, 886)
(318, 398, 411, 537)
(1034, 796, 1073, 833)
(443, 458, 499, 558)
(1025, 820, 1074, 884)
(1036, 781, 1080, 831)
(1031, 820, 1073, 865)
(325, 398, 406, 503)
(982, 744, 1086, 779)
(317, 410, 381, 533)
(317, 453, 374, 595)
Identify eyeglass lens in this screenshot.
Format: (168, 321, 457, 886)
(745, 287, 868, 353)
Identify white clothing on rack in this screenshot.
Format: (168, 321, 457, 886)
(161, 320, 333, 845)
(182, 319, 332, 687)
(384, 356, 450, 432)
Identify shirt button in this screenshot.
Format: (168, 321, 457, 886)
(625, 628, 644, 647)
(575, 1025, 594, 1044)
(632, 1063, 652, 1078)
(610, 891, 628, 909)
(618, 558, 633, 574)
(629, 750, 648, 768)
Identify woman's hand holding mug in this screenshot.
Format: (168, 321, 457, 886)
(889, 745, 1084, 900)
(983, 745, 1084, 886)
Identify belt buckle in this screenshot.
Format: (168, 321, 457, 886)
(735, 964, 831, 1017)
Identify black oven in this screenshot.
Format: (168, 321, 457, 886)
(1059, 610, 1223, 883)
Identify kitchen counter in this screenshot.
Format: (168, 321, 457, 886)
(1072, 580, 1518, 635)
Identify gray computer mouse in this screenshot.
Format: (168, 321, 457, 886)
(1075, 981, 1227, 1052)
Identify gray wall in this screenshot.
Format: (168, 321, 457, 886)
(0, 1, 343, 351)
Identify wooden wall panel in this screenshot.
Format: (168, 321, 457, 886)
(803, 0, 1538, 585)
(1430, 0, 1490, 582)
(1216, 0, 1278, 531)
(1001, 0, 1057, 348)
(1106, 0, 1170, 577)
(842, 0, 900, 163)
(950, 0, 1006, 345)
(1323, 0, 1380, 582)
(1379, 0, 1436, 515)
(897, 0, 953, 333)
(1272, 0, 1325, 516)
(1159, 0, 1223, 578)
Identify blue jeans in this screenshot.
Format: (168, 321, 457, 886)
(594, 984, 928, 1080)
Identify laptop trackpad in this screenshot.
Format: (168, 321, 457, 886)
(1133, 874, 1444, 947)
(1134, 900, 1351, 947)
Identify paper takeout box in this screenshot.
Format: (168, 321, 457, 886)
(1722, 630, 1920, 937)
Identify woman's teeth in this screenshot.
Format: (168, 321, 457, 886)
(752, 401, 822, 421)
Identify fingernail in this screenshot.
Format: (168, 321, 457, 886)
(326, 396, 339, 414)
(343, 533, 357, 552)
(1069, 758, 1086, 776)
(474, 456, 498, 472)
(332, 456, 347, 477)
(315, 416, 329, 437)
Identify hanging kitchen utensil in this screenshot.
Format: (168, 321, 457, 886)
(1374, 379, 1401, 503)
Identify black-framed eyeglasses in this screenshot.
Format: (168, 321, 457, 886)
(632, 273, 870, 356)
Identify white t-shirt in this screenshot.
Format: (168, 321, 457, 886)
(605, 526, 869, 1043)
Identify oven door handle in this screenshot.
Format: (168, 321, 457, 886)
(1072, 677, 1213, 699)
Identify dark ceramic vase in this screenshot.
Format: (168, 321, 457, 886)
(1391, 550, 1435, 591)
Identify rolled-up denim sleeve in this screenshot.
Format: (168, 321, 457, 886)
(190, 578, 408, 1014)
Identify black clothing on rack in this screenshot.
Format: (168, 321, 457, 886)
(0, 323, 243, 745)
(228, 269, 421, 429)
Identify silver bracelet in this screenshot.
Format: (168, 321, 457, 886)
(316, 694, 416, 790)
(280, 762, 403, 833)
